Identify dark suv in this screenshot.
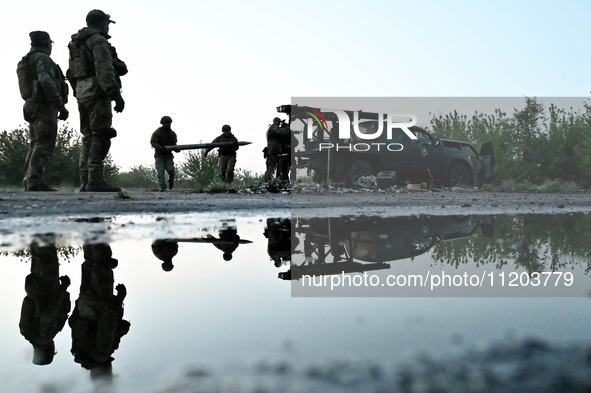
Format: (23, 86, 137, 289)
(290, 105, 494, 187)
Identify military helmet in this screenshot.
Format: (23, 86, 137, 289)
(86, 9, 116, 24)
(29, 31, 53, 46)
(222, 124, 231, 132)
(160, 116, 172, 125)
(273, 117, 281, 123)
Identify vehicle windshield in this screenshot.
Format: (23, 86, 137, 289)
(411, 128, 432, 144)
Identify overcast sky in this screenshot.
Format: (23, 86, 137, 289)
(2, 0, 590, 173)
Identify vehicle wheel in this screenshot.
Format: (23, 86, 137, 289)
(448, 164, 471, 187)
(346, 160, 373, 185)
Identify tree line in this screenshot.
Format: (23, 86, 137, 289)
(0, 125, 260, 190)
(429, 97, 591, 186)
(2, 97, 591, 189)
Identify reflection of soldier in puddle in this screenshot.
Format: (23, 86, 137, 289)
(151, 239, 179, 271)
(19, 242, 71, 365)
(208, 227, 241, 261)
(264, 218, 292, 267)
(69, 244, 130, 379)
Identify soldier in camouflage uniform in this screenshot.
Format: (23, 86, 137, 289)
(150, 116, 181, 192)
(67, 10, 126, 192)
(69, 243, 130, 379)
(264, 117, 290, 182)
(277, 120, 292, 182)
(20, 31, 69, 191)
(19, 242, 71, 365)
(263, 117, 281, 182)
(204, 125, 239, 183)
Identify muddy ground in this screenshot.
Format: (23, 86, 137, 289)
(1, 188, 591, 219)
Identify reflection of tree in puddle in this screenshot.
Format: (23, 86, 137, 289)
(430, 214, 591, 274)
(289, 214, 591, 280)
(3, 245, 80, 264)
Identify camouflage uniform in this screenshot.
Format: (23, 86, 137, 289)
(67, 10, 126, 192)
(205, 125, 239, 183)
(20, 31, 69, 191)
(263, 119, 281, 181)
(69, 244, 130, 376)
(264, 118, 291, 182)
(19, 242, 71, 365)
(277, 122, 291, 181)
(150, 117, 178, 191)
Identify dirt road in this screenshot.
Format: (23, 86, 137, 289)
(1, 189, 591, 219)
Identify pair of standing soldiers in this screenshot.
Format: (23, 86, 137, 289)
(264, 117, 291, 182)
(19, 9, 125, 192)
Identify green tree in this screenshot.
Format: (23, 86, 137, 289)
(0, 124, 120, 188)
(0, 126, 29, 185)
(573, 102, 591, 183)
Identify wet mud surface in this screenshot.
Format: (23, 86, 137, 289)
(1, 189, 591, 219)
(0, 190, 291, 219)
(292, 189, 591, 217)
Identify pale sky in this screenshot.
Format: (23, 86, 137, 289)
(2, 0, 590, 173)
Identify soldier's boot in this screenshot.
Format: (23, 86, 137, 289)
(79, 182, 88, 192)
(86, 182, 121, 192)
(168, 173, 175, 190)
(226, 171, 234, 184)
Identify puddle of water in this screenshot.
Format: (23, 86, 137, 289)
(290, 214, 591, 297)
(0, 213, 590, 392)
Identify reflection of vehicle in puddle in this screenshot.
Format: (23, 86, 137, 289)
(283, 215, 493, 280)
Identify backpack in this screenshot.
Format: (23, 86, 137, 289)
(16, 55, 34, 100)
(66, 37, 95, 85)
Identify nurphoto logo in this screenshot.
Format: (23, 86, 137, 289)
(300, 106, 418, 152)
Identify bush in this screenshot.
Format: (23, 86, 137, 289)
(116, 164, 158, 189)
(0, 124, 119, 187)
(0, 126, 29, 185)
(180, 149, 220, 190)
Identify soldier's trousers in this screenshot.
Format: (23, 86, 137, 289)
(23, 104, 58, 188)
(155, 155, 175, 190)
(219, 154, 236, 183)
(264, 141, 280, 181)
(77, 98, 113, 186)
(277, 152, 290, 181)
